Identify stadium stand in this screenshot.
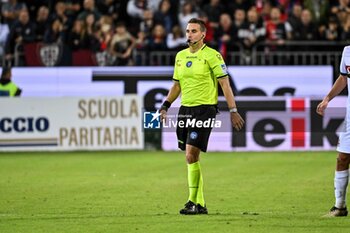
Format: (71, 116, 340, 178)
(0, 0, 349, 70)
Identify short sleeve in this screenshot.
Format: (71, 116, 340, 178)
(340, 46, 348, 76)
(207, 51, 228, 79)
(173, 53, 180, 81)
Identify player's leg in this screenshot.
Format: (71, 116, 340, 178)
(336, 153, 350, 207)
(185, 131, 210, 214)
(186, 106, 216, 214)
(178, 106, 215, 215)
(177, 106, 198, 214)
(333, 153, 350, 214)
(186, 145, 201, 205)
(325, 152, 350, 217)
(324, 124, 350, 217)
(179, 144, 201, 215)
(196, 158, 207, 214)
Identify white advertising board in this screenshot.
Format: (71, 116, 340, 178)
(1, 66, 339, 151)
(161, 96, 347, 151)
(9, 66, 333, 97)
(0, 95, 143, 151)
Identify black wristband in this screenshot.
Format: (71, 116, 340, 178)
(160, 100, 171, 111)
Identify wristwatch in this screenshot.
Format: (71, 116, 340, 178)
(229, 107, 238, 113)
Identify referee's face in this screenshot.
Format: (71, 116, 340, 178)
(186, 23, 203, 44)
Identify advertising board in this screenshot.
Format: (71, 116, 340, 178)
(0, 96, 143, 151)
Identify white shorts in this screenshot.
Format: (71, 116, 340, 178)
(337, 120, 350, 153)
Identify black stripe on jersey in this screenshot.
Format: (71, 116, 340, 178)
(173, 78, 179, 81)
(201, 44, 207, 50)
(340, 72, 350, 77)
(217, 74, 228, 79)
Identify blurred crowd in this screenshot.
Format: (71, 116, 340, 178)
(0, 0, 350, 66)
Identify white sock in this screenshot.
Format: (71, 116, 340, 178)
(334, 170, 349, 209)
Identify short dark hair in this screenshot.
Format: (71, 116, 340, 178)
(188, 18, 206, 32)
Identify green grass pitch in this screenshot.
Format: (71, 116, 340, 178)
(1, 151, 350, 233)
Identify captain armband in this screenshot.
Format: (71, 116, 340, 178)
(160, 100, 171, 112)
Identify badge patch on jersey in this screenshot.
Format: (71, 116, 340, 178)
(216, 54, 222, 61)
(221, 64, 227, 73)
(346, 65, 350, 74)
(190, 131, 198, 140)
(186, 61, 192, 67)
(176, 60, 181, 67)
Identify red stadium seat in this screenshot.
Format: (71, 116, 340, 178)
(72, 49, 97, 66)
(23, 42, 42, 66)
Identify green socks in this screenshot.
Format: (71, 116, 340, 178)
(187, 161, 205, 206)
(196, 162, 205, 206)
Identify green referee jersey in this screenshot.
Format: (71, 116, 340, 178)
(0, 81, 19, 97)
(173, 44, 228, 107)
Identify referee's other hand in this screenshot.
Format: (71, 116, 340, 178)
(316, 100, 328, 116)
(231, 112, 245, 131)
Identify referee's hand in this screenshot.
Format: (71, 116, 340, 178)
(160, 109, 167, 123)
(230, 112, 245, 131)
(316, 99, 328, 116)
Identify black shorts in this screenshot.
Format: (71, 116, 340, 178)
(176, 105, 217, 152)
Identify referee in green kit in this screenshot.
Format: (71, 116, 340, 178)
(160, 18, 244, 215)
